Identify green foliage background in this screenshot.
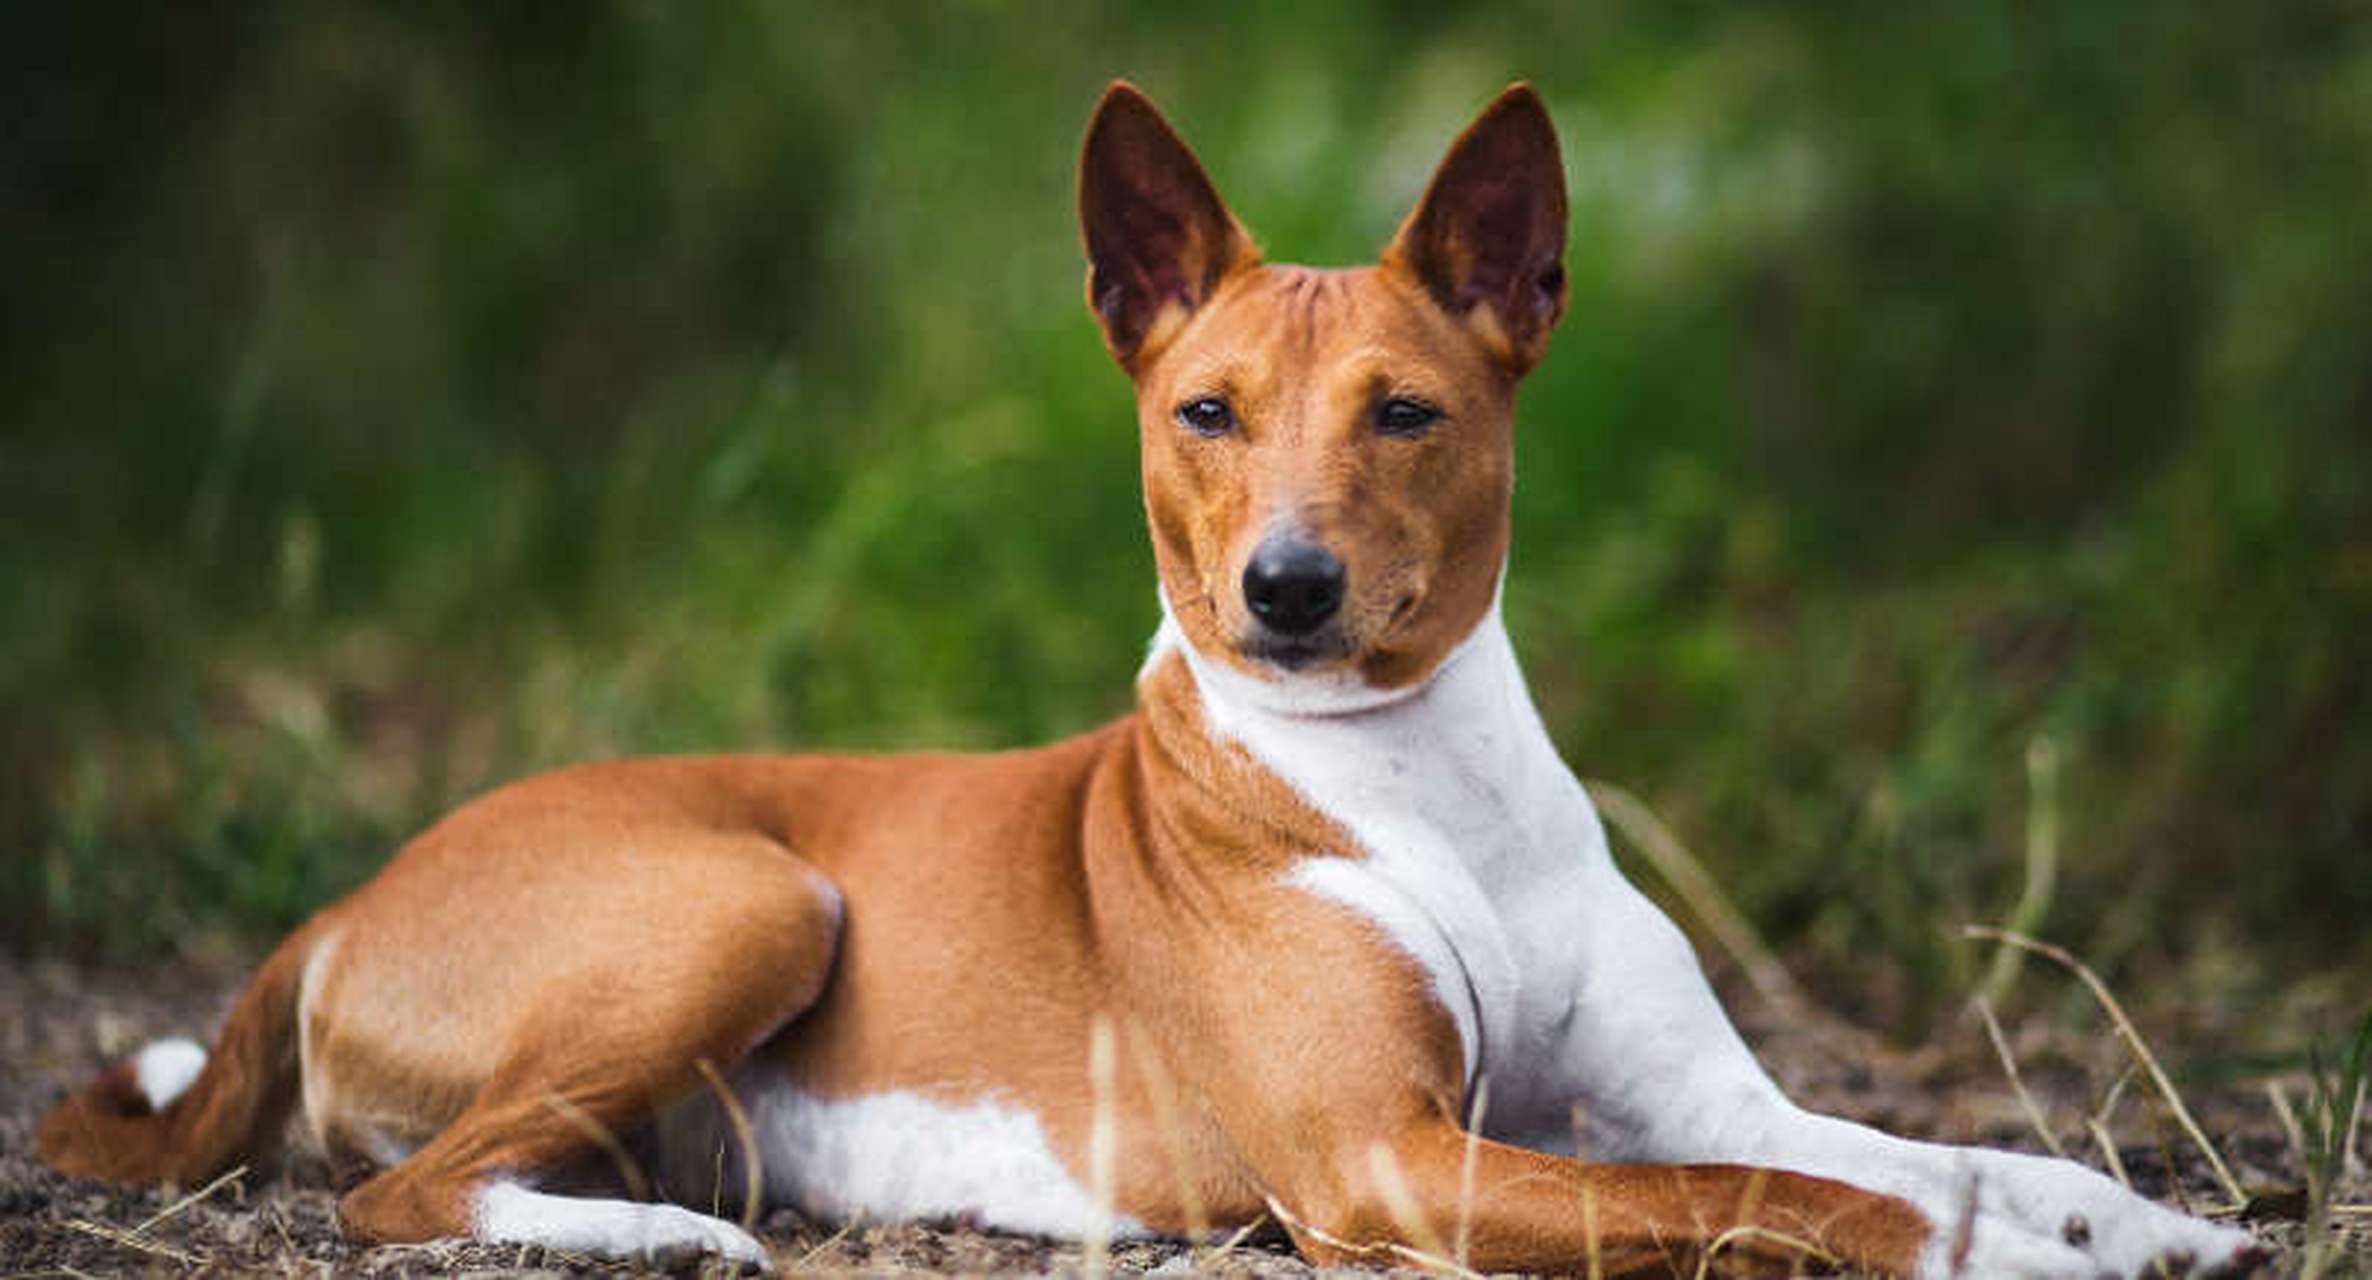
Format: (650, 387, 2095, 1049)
(5, 3, 2366, 1023)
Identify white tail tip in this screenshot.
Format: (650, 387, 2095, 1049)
(132, 1037, 208, 1111)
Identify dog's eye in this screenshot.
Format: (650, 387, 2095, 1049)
(1374, 397, 1441, 438)
(1175, 397, 1236, 437)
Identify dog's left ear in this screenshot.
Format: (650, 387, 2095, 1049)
(1385, 84, 1568, 374)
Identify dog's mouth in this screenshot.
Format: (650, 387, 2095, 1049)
(1225, 587, 1427, 676)
(1236, 628, 1356, 673)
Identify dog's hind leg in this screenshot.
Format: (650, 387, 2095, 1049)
(330, 835, 842, 1265)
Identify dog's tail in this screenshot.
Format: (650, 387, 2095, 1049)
(38, 922, 323, 1185)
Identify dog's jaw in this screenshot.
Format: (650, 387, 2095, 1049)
(1146, 581, 1503, 720)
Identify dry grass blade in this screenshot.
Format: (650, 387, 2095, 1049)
(1963, 925, 2244, 1205)
(1973, 996, 2067, 1158)
(1580, 1183, 1603, 1280)
(1695, 1169, 1788, 1280)
(2088, 1117, 2135, 1191)
(1203, 1209, 1269, 1266)
(61, 1218, 206, 1267)
(693, 1056, 765, 1235)
(265, 1198, 298, 1256)
(1456, 1075, 1491, 1268)
(2097, 1062, 2136, 1125)
(1977, 737, 2061, 1009)
(132, 1163, 247, 1234)
(2137, 1086, 2196, 1215)
(1262, 1193, 1480, 1280)
(2269, 1079, 2310, 1172)
(1368, 1143, 1454, 1265)
(792, 1210, 864, 1268)
(1947, 1174, 1978, 1276)
(1123, 1018, 1211, 1247)
(1084, 1016, 1118, 1280)
(57, 1160, 247, 1268)
(540, 1090, 650, 1201)
(1586, 780, 1812, 1018)
(1700, 1223, 1836, 1279)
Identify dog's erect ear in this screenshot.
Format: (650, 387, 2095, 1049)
(1079, 82, 1256, 371)
(1385, 84, 1568, 374)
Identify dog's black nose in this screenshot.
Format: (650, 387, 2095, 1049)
(1243, 537, 1346, 636)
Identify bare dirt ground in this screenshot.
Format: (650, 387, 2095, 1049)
(2, 952, 2363, 1277)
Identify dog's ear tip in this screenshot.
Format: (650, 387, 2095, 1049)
(1477, 83, 1559, 145)
(1385, 82, 1569, 372)
(1077, 80, 1244, 368)
(1087, 81, 1166, 137)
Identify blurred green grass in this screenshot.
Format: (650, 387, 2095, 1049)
(4, 3, 2366, 1030)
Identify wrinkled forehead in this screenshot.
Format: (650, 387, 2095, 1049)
(1146, 265, 1499, 403)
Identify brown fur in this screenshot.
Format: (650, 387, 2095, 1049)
(40, 82, 1930, 1275)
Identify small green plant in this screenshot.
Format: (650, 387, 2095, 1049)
(2299, 1002, 2372, 1280)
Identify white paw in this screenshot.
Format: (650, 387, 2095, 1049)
(474, 1181, 770, 1268)
(634, 1203, 770, 1268)
(1917, 1150, 2263, 1279)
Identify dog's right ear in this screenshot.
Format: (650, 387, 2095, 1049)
(1079, 82, 1257, 372)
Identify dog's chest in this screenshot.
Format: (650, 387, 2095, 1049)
(1279, 744, 1606, 1124)
(1183, 618, 1614, 1132)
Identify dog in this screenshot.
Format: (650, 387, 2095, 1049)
(40, 82, 2264, 1278)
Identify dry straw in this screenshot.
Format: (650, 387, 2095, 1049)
(539, 1090, 650, 1202)
(63, 1215, 209, 1267)
(693, 1056, 765, 1235)
(63, 1162, 248, 1268)
(1453, 1075, 1490, 1268)
(1971, 993, 2069, 1159)
(1964, 925, 2244, 1206)
(1121, 1016, 1212, 1247)
(1587, 779, 1811, 1019)
(1083, 1015, 1118, 1280)
(1262, 1191, 1481, 1279)
(134, 1163, 248, 1236)
(1367, 1142, 1454, 1266)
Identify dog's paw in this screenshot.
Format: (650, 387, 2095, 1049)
(1917, 1150, 2265, 1279)
(634, 1203, 770, 1271)
(474, 1182, 772, 1270)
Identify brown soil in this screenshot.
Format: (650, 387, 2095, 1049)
(2, 954, 2362, 1277)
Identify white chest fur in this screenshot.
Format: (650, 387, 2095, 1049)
(1161, 601, 1662, 1147)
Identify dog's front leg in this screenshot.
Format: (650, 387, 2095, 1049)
(1149, 881, 1929, 1277)
(1539, 853, 2264, 1278)
(1274, 1117, 1933, 1278)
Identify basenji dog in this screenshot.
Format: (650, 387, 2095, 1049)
(41, 82, 2264, 1278)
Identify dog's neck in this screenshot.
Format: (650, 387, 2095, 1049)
(1147, 585, 1587, 838)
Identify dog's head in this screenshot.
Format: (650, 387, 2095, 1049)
(1080, 83, 1566, 697)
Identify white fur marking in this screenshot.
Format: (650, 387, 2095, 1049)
(746, 1083, 1146, 1238)
(132, 1038, 207, 1111)
(473, 1180, 766, 1264)
(294, 928, 338, 1149)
